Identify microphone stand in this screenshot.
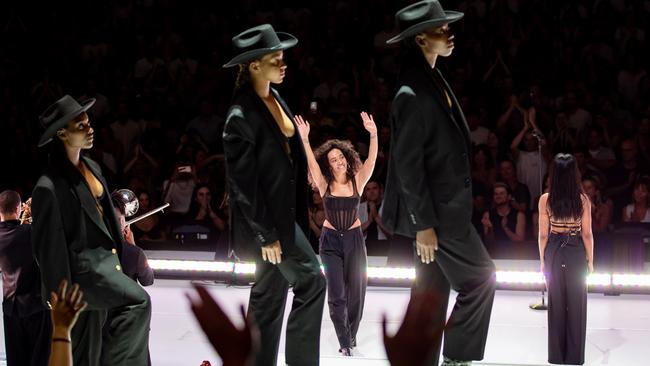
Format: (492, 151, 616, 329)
(529, 128, 548, 310)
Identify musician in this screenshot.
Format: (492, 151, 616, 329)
(111, 191, 154, 286)
(0, 190, 50, 366)
(31, 95, 151, 366)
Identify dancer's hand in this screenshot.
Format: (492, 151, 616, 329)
(416, 228, 438, 264)
(261, 241, 282, 264)
(294, 115, 310, 143)
(382, 291, 442, 366)
(50, 280, 87, 338)
(360, 111, 377, 136)
(187, 284, 257, 366)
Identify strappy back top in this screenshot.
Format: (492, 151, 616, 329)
(322, 179, 360, 231)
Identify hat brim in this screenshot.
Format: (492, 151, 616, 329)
(222, 32, 298, 68)
(386, 11, 464, 45)
(37, 98, 96, 147)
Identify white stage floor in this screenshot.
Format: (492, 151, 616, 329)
(2, 279, 649, 365)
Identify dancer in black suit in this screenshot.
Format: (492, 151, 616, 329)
(382, 1, 496, 365)
(222, 24, 326, 366)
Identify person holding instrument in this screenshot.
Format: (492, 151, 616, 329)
(294, 111, 377, 356)
(222, 24, 326, 366)
(538, 154, 594, 365)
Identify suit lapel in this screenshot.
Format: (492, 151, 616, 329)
(72, 157, 115, 242)
(427, 69, 471, 148)
(251, 88, 295, 165)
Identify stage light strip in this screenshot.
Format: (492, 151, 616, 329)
(148, 259, 650, 287)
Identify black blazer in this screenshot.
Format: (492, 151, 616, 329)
(223, 86, 310, 260)
(0, 221, 45, 317)
(121, 242, 154, 286)
(383, 53, 474, 239)
(31, 155, 128, 309)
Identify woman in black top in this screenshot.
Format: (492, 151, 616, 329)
(538, 153, 594, 365)
(295, 112, 377, 356)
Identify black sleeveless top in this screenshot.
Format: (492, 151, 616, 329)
(323, 179, 360, 231)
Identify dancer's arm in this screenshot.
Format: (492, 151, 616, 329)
(294, 115, 328, 196)
(537, 193, 549, 273)
(223, 110, 280, 248)
(581, 195, 594, 273)
(355, 111, 378, 193)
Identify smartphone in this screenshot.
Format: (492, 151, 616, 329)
(177, 166, 192, 173)
(309, 101, 318, 113)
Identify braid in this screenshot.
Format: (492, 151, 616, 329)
(235, 62, 252, 90)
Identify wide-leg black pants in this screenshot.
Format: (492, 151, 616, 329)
(320, 226, 368, 349)
(544, 232, 587, 365)
(248, 223, 327, 366)
(3, 310, 51, 366)
(413, 225, 496, 365)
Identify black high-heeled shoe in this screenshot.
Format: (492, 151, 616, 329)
(339, 347, 352, 356)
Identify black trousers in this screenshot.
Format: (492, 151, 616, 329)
(413, 225, 496, 365)
(320, 227, 367, 349)
(544, 232, 587, 365)
(248, 223, 327, 366)
(3, 310, 51, 366)
(72, 272, 152, 366)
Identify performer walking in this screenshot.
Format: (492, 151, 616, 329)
(538, 153, 594, 365)
(382, 1, 496, 365)
(222, 24, 326, 366)
(31, 95, 151, 366)
(294, 112, 377, 356)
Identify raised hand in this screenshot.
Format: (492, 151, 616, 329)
(294, 115, 311, 142)
(382, 291, 442, 366)
(50, 280, 87, 336)
(360, 111, 377, 135)
(187, 284, 257, 366)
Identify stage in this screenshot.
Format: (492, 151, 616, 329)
(2, 278, 648, 366)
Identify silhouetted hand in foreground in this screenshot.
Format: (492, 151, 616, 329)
(187, 284, 257, 366)
(382, 291, 442, 366)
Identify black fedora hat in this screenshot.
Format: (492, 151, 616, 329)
(223, 24, 298, 68)
(386, 0, 463, 45)
(37, 95, 95, 147)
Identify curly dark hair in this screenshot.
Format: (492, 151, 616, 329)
(312, 139, 362, 185)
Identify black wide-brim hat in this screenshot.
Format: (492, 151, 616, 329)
(386, 0, 464, 45)
(37, 95, 95, 147)
(223, 24, 298, 68)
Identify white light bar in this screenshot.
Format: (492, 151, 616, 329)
(612, 273, 650, 287)
(148, 259, 650, 288)
(148, 259, 233, 272)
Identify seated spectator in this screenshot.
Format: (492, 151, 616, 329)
(548, 111, 576, 154)
(186, 99, 224, 148)
(573, 145, 607, 187)
(185, 184, 227, 239)
(510, 108, 547, 209)
(481, 183, 526, 254)
(497, 159, 531, 213)
(582, 177, 613, 232)
(162, 162, 198, 227)
(606, 138, 650, 221)
(359, 179, 390, 252)
(471, 144, 497, 189)
(622, 178, 650, 223)
(131, 191, 166, 242)
(586, 126, 616, 171)
(468, 108, 491, 146)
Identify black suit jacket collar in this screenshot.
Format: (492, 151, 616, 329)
(53, 154, 118, 244)
(239, 86, 298, 166)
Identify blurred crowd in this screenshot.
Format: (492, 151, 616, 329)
(1, 0, 649, 260)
